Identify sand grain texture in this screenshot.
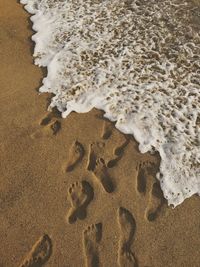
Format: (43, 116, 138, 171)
(0, 1, 200, 266)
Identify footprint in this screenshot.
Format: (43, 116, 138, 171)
(92, 158, 114, 193)
(87, 142, 105, 171)
(67, 181, 94, 224)
(118, 207, 137, 267)
(19, 234, 52, 267)
(114, 137, 130, 157)
(101, 120, 114, 140)
(40, 115, 52, 126)
(135, 161, 164, 221)
(31, 118, 61, 138)
(87, 127, 129, 192)
(49, 120, 61, 135)
(83, 223, 102, 267)
(40, 113, 61, 135)
(66, 141, 85, 172)
(107, 137, 130, 168)
(136, 163, 147, 194)
(136, 160, 158, 194)
(145, 181, 164, 222)
(87, 134, 129, 170)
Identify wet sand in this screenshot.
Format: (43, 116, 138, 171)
(0, 1, 200, 266)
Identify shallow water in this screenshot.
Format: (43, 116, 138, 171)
(20, 0, 200, 207)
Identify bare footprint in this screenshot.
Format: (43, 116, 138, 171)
(107, 137, 130, 168)
(145, 181, 164, 222)
(49, 120, 61, 135)
(40, 115, 52, 126)
(40, 109, 60, 127)
(93, 158, 114, 193)
(136, 161, 164, 221)
(31, 119, 61, 138)
(40, 113, 61, 135)
(87, 142, 105, 171)
(66, 141, 85, 172)
(114, 137, 130, 156)
(118, 207, 137, 267)
(136, 163, 147, 194)
(136, 160, 158, 194)
(19, 234, 52, 267)
(67, 181, 94, 224)
(83, 223, 102, 267)
(101, 120, 114, 140)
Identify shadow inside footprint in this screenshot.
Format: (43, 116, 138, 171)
(50, 120, 61, 135)
(101, 120, 114, 140)
(107, 155, 123, 168)
(87, 150, 97, 172)
(67, 180, 94, 224)
(40, 116, 51, 126)
(19, 234, 52, 267)
(137, 165, 147, 194)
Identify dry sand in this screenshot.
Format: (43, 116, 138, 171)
(0, 1, 200, 266)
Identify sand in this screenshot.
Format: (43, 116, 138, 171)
(0, 1, 200, 266)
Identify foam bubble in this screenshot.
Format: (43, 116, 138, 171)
(21, 0, 200, 207)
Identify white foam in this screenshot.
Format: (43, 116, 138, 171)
(21, 0, 200, 207)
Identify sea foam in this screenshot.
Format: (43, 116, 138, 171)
(20, 0, 200, 207)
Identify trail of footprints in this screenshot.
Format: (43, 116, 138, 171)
(82, 208, 138, 267)
(19, 209, 137, 267)
(21, 119, 164, 266)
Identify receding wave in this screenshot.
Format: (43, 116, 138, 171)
(20, 0, 200, 207)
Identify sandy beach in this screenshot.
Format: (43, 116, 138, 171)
(0, 0, 200, 266)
